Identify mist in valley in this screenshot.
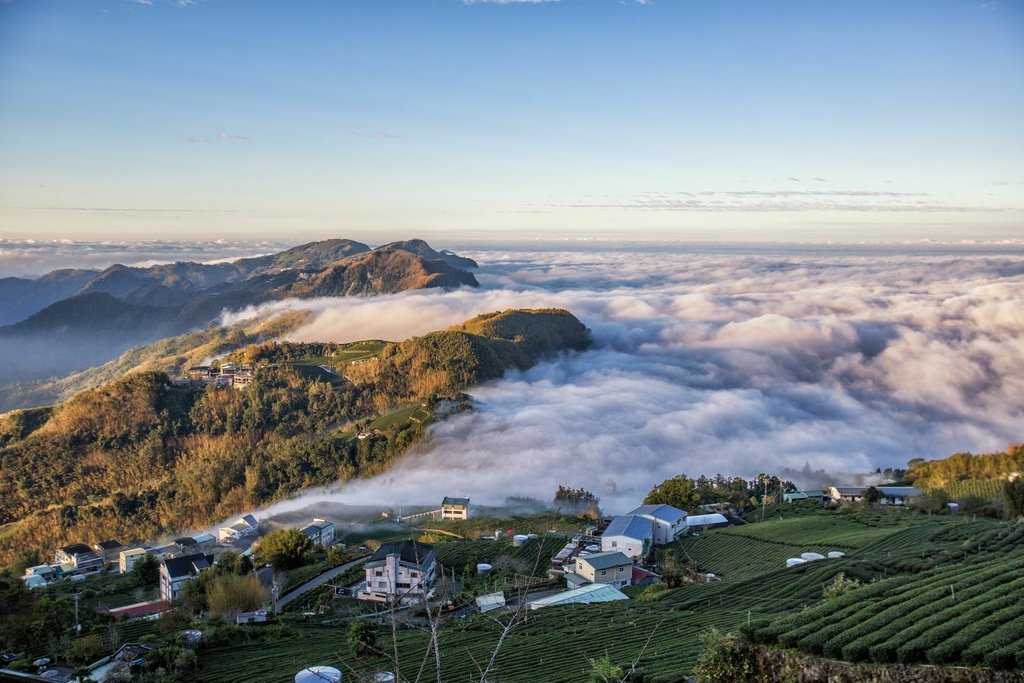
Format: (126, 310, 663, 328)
(221, 245, 1024, 517)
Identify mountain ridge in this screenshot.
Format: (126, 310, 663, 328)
(0, 238, 479, 387)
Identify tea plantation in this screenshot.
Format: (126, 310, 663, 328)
(194, 509, 1023, 682)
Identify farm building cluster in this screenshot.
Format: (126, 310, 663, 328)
(184, 362, 255, 389)
(20, 513, 337, 606)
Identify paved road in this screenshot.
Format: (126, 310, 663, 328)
(273, 556, 368, 611)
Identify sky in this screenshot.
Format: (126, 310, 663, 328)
(1, 0, 1022, 243)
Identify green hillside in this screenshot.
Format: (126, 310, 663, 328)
(0, 309, 588, 567)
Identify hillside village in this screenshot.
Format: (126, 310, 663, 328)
(6, 472, 1023, 683)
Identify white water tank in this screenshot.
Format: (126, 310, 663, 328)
(513, 534, 529, 547)
(373, 673, 396, 683)
(295, 666, 341, 683)
(477, 563, 492, 576)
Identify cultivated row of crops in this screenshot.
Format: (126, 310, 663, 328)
(717, 513, 912, 549)
(677, 533, 833, 580)
(749, 549, 1024, 669)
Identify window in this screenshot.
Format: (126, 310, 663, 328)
(600, 570, 606, 576)
(611, 541, 617, 548)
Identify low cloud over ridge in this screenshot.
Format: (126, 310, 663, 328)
(220, 246, 1024, 515)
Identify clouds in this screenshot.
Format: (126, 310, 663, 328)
(236, 245, 1024, 517)
(560, 189, 1020, 213)
(0, 238, 289, 277)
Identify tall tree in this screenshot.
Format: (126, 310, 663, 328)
(644, 474, 700, 511)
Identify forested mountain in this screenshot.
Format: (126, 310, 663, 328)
(0, 238, 479, 387)
(0, 311, 312, 413)
(0, 308, 589, 567)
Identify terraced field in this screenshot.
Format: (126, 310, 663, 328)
(678, 533, 833, 579)
(750, 541, 1024, 669)
(718, 512, 913, 548)
(196, 509, 1019, 681)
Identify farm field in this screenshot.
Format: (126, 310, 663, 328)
(717, 510, 918, 549)
(750, 538, 1024, 669)
(195, 509, 1021, 682)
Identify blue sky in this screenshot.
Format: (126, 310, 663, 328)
(1, 0, 1022, 243)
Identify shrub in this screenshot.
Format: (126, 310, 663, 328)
(694, 627, 751, 683)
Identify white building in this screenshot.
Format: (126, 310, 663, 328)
(625, 504, 687, 545)
(119, 547, 148, 574)
(218, 513, 260, 542)
(358, 540, 436, 603)
(159, 553, 212, 602)
(685, 513, 729, 530)
(827, 486, 922, 506)
(440, 497, 470, 521)
(564, 551, 634, 590)
(300, 518, 335, 546)
(600, 515, 654, 560)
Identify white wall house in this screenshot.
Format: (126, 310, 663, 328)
(300, 518, 335, 546)
(359, 540, 436, 603)
(54, 544, 103, 575)
(564, 551, 634, 590)
(625, 504, 687, 545)
(827, 486, 922, 506)
(159, 553, 212, 602)
(600, 515, 654, 560)
(119, 547, 147, 574)
(440, 497, 470, 521)
(218, 513, 260, 542)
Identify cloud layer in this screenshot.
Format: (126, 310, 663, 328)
(229, 245, 1024, 517)
(0, 239, 290, 277)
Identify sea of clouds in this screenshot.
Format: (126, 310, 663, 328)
(0, 238, 290, 277)
(218, 244, 1024, 517)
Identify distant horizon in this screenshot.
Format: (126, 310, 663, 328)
(3, 232, 1024, 279)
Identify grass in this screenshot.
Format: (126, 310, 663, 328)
(365, 404, 431, 431)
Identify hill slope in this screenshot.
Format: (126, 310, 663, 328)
(0, 238, 478, 387)
(0, 308, 588, 567)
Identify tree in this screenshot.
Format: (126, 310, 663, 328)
(644, 474, 700, 512)
(694, 627, 752, 683)
(910, 490, 950, 515)
(206, 573, 269, 619)
(1004, 478, 1024, 519)
(257, 528, 313, 570)
(588, 652, 624, 683)
(862, 486, 882, 506)
(131, 554, 160, 587)
(822, 572, 861, 600)
(348, 619, 380, 659)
